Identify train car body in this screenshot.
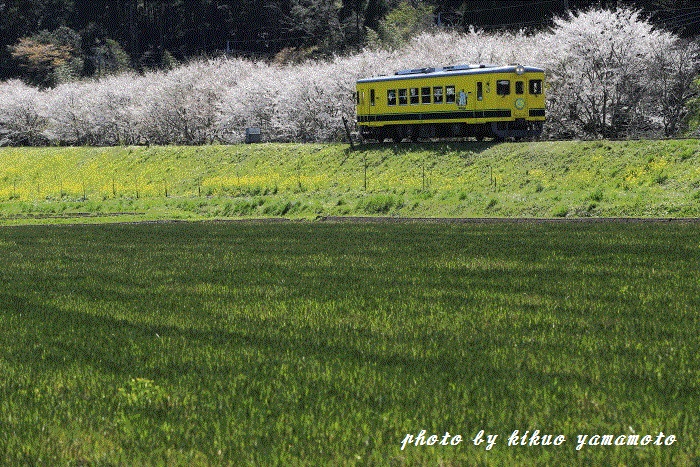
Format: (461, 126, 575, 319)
(355, 63, 545, 141)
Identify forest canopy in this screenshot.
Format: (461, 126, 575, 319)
(1, 0, 700, 83)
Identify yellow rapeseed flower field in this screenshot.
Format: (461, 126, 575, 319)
(0, 140, 698, 220)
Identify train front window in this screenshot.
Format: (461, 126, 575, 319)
(433, 87, 443, 103)
(398, 89, 408, 105)
(516, 81, 524, 95)
(387, 90, 396, 105)
(497, 80, 511, 96)
(410, 88, 419, 104)
(529, 79, 542, 95)
(446, 86, 456, 104)
(421, 87, 431, 104)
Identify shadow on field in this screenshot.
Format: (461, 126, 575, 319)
(0, 288, 607, 396)
(1, 237, 696, 414)
(353, 140, 500, 155)
(1, 222, 698, 416)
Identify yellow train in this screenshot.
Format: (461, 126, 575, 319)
(355, 63, 545, 141)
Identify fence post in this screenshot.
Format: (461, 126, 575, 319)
(362, 154, 367, 191)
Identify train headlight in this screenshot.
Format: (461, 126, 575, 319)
(515, 64, 525, 75)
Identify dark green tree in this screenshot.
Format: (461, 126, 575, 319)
(9, 26, 82, 87)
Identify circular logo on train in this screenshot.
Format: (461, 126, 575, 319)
(515, 98, 526, 110)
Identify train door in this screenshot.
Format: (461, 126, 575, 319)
(356, 87, 366, 119)
(475, 81, 484, 117)
(361, 87, 377, 125)
(361, 88, 374, 116)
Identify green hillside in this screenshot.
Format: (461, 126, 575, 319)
(0, 140, 699, 224)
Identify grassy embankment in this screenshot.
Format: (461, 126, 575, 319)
(0, 221, 698, 465)
(0, 139, 699, 223)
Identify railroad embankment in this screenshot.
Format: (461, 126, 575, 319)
(0, 140, 698, 223)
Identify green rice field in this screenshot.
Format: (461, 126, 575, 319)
(0, 221, 699, 465)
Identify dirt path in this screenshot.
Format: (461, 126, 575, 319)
(317, 216, 700, 224)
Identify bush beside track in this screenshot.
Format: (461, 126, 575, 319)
(0, 139, 699, 224)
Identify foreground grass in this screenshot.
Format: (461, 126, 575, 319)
(0, 221, 698, 465)
(0, 140, 699, 223)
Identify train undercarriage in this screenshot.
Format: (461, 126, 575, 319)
(359, 119, 543, 142)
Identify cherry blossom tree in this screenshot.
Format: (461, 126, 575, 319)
(541, 8, 692, 138)
(0, 80, 46, 145)
(646, 36, 700, 137)
(42, 81, 97, 144)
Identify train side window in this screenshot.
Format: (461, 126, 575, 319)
(497, 80, 510, 96)
(433, 87, 443, 103)
(516, 81, 524, 95)
(370, 89, 375, 106)
(410, 87, 419, 104)
(387, 89, 396, 106)
(446, 86, 456, 104)
(529, 79, 542, 95)
(398, 89, 408, 105)
(477, 82, 483, 101)
(421, 87, 431, 104)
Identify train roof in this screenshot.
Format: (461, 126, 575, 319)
(356, 64, 544, 84)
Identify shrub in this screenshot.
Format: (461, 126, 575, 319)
(358, 194, 402, 214)
(588, 187, 605, 202)
(552, 204, 569, 217)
